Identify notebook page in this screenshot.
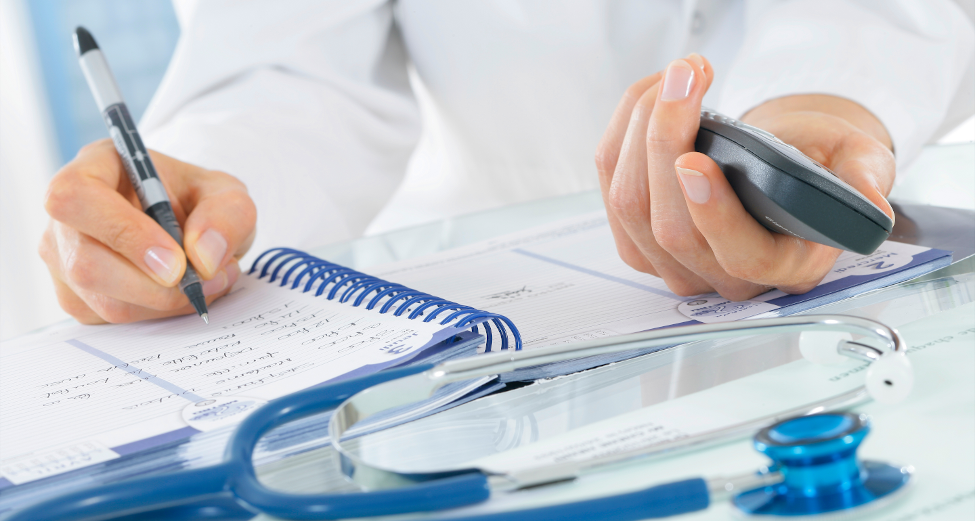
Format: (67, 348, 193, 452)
(0, 275, 451, 484)
(371, 212, 942, 349)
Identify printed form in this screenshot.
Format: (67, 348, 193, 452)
(0, 275, 451, 485)
(372, 212, 946, 349)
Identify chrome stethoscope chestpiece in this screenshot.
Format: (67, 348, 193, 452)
(733, 412, 913, 517)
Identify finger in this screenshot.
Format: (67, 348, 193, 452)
(73, 277, 238, 324)
(40, 222, 105, 324)
(645, 57, 761, 298)
(597, 72, 664, 188)
(178, 167, 258, 280)
(607, 82, 711, 294)
(597, 72, 664, 275)
(737, 112, 895, 220)
(53, 222, 240, 311)
(675, 152, 841, 294)
(50, 273, 105, 325)
(824, 132, 897, 220)
(44, 142, 187, 287)
(646, 56, 712, 228)
(48, 223, 241, 323)
(632, 56, 732, 296)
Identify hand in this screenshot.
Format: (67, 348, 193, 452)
(596, 54, 895, 300)
(39, 139, 257, 324)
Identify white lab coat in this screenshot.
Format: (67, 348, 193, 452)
(140, 0, 974, 259)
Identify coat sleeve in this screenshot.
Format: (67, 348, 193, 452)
(717, 0, 975, 170)
(140, 0, 419, 259)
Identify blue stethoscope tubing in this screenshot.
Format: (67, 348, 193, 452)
(8, 361, 712, 521)
(8, 364, 493, 521)
(8, 363, 713, 521)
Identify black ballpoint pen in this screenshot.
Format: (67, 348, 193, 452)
(73, 26, 209, 323)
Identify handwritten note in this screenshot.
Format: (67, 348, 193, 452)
(0, 275, 451, 482)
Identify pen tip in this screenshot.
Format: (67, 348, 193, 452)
(201, 313, 209, 325)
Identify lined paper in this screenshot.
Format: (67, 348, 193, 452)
(0, 275, 449, 480)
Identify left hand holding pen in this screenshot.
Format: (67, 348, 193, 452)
(596, 54, 896, 301)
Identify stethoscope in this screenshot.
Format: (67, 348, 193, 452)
(10, 315, 916, 521)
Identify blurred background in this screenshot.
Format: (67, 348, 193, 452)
(1, 0, 179, 339)
(1, 0, 973, 340)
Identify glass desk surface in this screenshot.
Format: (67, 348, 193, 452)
(250, 264, 974, 519)
(244, 144, 975, 521)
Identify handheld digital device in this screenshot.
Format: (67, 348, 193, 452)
(695, 108, 893, 255)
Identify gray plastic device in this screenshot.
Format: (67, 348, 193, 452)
(695, 108, 892, 255)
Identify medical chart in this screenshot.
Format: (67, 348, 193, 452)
(371, 212, 949, 349)
(0, 275, 453, 485)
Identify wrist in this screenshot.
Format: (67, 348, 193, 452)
(741, 94, 893, 152)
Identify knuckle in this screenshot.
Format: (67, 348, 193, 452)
(75, 314, 107, 325)
(103, 219, 146, 254)
(722, 256, 774, 283)
(85, 294, 134, 324)
(785, 280, 819, 295)
(594, 143, 619, 175)
(646, 126, 691, 147)
(62, 251, 98, 291)
(717, 286, 761, 302)
(802, 144, 831, 166)
(224, 189, 257, 226)
(96, 303, 133, 324)
(56, 290, 91, 321)
(618, 249, 652, 275)
(52, 285, 105, 325)
(37, 226, 57, 265)
(607, 186, 645, 225)
(211, 169, 247, 191)
(77, 138, 113, 156)
(624, 81, 649, 100)
(43, 175, 76, 220)
(652, 222, 697, 255)
(666, 278, 708, 298)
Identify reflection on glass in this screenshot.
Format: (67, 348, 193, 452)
(255, 269, 973, 494)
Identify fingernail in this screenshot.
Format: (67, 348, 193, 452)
(201, 269, 229, 296)
(195, 229, 227, 276)
(661, 60, 695, 101)
(685, 53, 704, 68)
(677, 167, 711, 204)
(145, 247, 180, 284)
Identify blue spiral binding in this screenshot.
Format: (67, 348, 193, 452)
(249, 248, 522, 352)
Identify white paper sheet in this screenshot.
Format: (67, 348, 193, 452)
(0, 275, 450, 484)
(372, 212, 944, 349)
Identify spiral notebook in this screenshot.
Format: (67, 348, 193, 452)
(0, 248, 521, 494)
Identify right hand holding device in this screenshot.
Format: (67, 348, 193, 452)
(39, 139, 257, 324)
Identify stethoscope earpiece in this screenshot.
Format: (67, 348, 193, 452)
(800, 330, 914, 404)
(866, 353, 914, 404)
